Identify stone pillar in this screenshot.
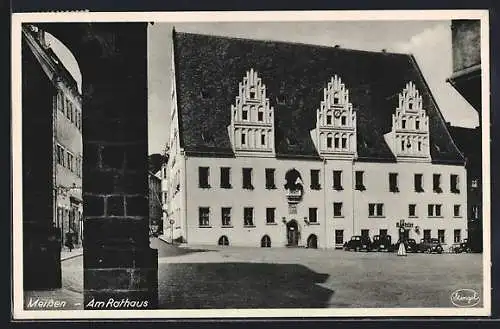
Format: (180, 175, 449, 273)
(81, 23, 158, 309)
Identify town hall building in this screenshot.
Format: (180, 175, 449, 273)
(164, 31, 467, 250)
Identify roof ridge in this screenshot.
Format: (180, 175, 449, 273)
(174, 30, 411, 57)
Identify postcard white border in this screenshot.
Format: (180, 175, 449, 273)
(11, 9, 491, 319)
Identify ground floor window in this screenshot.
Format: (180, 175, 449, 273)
(307, 234, 318, 249)
(261, 235, 271, 248)
(438, 229, 445, 244)
(218, 235, 229, 246)
(423, 229, 431, 241)
(361, 229, 369, 238)
(244, 207, 254, 226)
(454, 229, 461, 243)
(335, 230, 344, 245)
(199, 207, 210, 227)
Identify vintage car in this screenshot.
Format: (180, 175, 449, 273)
(418, 238, 444, 254)
(344, 235, 372, 252)
(393, 239, 419, 252)
(452, 239, 473, 253)
(371, 235, 392, 252)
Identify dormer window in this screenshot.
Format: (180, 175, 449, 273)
(401, 140, 405, 151)
(201, 90, 212, 99)
(261, 133, 266, 146)
(326, 115, 332, 125)
(402, 119, 406, 129)
(327, 136, 333, 148)
(341, 116, 346, 126)
(249, 87, 256, 99)
(341, 137, 347, 149)
(418, 141, 422, 151)
(258, 108, 264, 121)
(333, 93, 340, 104)
(242, 108, 248, 120)
(277, 94, 287, 105)
(241, 133, 246, 145)
(415, 120, 420, 130)
(409, 102, 413, 110)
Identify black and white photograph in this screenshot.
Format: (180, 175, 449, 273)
(11, 10, 490, 319)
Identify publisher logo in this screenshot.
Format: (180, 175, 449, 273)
(450, 289, 480, 307)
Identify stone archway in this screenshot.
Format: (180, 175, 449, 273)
(22, 23, 158, 309)
(286, 220, 300, 247)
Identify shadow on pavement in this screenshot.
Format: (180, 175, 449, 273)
(151, 238, 214, 258)
(158, 262, 332, 309)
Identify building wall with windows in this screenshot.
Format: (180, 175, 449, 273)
(166, 31, 468, 250)
(23, 26, 83, 248)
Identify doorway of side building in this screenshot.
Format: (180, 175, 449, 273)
(286, 220, 299, 247)
(307, 234, 318, 249)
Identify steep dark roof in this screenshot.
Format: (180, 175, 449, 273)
(447, 126, 481, 164)
(173, 31, 465, 164)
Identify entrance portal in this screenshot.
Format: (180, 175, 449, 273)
(286, 220, 300, 246)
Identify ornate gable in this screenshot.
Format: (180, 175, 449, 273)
(311, 75, 357, 159)
(385, 81, 431, 162)
(228, 68, 275, 157)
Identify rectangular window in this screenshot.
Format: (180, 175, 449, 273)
(401, 140, 405, 151)
(67, 152, 74, 172)
(199, 207, 210, 227)
(472, 205, 480, 219)
(244, 207, 254, 226)
(438, 229, 445, 243)
(402, 119, 406, 129)
(334, 137, 340, 148)
(418, 141, 422, 151)
(56, 144, 64, 166)
(243, 168, 253, 189)
(368, 203, 384, 217)
(454, 229, 461, 243)
(66, 100, 71, 119)
(409, 204, 417, 217)
(389, 173, 399, 192)
(450, 174, 460, 193)
(261, 133, 266, 146)
(258, 111, 263, 121)
(428, 204, 442, 217)
(220, 167, 231, 188)
(335, 230, 344, 245)
(341, 137, 347, 149)
(241, 133, 246, 145)
(333, 170, 343, 190)
(326, 115, 332, 125)
(309, 169, 321, 190)
(242, 109, 248, 120)
(361, 229, 369, 238)
(380, 229, 388, 237)
(333, 202, 343, 217)
(415, 120, 420, 130)
(414, 174, 424, 192)
(327, 137, 332, 148)
(333, 95, 339, 104)
(423, 229, 431, 241)
(471, 179, 479, 188)
(355, 171, 366, 191)
(433, 174, 442, 193)
(265, 168, 276, 189)
(221, 207, 231, 227)
(454, 205, 461, 217)
(198, 167, 210, 188)
(266, 208, 275, 224)
(309, 208, 318, 223)
(341, 116, 347, 126)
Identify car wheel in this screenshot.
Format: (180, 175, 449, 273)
(466, 247, 472, 253)
(436, 247, 443, 254)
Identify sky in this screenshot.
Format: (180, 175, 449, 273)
(46, 20, 480, 155)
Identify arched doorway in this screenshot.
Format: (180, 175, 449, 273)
(261, 235, 271, 248)
(307, 234, 318, 249)
(286, 220, 300, 246)
(218, 235, 229, 246)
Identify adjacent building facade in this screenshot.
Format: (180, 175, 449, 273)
(22, 25, 83, 249)
(165, 31, 468, 250)
(149, 171, 163, 235)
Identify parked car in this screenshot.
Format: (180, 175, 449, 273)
(396, 238, 418, 253)
(344, 235, 372, 251)
(418, 238, 444, 254)
(371, 235, 392, 252)
(452, 239, 472, 253)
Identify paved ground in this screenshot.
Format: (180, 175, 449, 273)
(153, 239, 483, 309)
(23, 238, 483, 310)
